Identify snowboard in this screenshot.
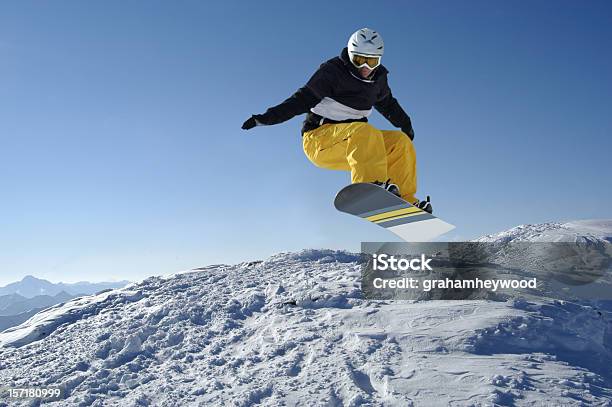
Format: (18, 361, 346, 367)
(334, 183, 455, 242)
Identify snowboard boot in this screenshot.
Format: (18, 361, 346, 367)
(414, 196, 433, 214)
(371, 179, 401, 198)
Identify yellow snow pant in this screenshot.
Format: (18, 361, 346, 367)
(302, 121, 418, 204)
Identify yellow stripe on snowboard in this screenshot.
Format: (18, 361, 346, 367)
(374, 210, 428, 224)
(366, 206, 423, 223)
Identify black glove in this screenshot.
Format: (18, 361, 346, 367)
(402, 126, 415, 141)
(241, 116, 257, 130)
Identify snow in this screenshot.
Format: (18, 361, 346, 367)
(0, 222, 611, 406)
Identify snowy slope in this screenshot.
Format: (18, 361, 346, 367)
(0, 222, 611, 406)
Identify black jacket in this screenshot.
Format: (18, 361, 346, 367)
(254, 48, 413, 135)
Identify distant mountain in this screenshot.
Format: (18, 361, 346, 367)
(0, 291, 78, 317)
(0, 275, 131, 298)
(0, 293, 26, 310)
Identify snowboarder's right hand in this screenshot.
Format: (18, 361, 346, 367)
(241, 116, 258, 130)
(402, 126, 415, 141)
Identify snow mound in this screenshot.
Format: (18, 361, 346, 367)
(475, 219, 612, 243)
(0, 222, 611, 406)
(471, 220, 612, 297)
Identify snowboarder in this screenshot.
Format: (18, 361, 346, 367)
(242, 28, 432, 214)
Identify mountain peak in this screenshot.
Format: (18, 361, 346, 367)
(21, 275, 43, 282)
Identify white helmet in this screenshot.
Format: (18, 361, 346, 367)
(347, 28, 384, 57)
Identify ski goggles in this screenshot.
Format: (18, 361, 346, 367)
(350, 53, 381, 69)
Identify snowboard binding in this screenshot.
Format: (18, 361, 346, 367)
(371, 179, 401, 198)
(416, 196, 433, 214)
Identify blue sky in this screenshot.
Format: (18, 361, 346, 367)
(1, 1, 610, 285)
